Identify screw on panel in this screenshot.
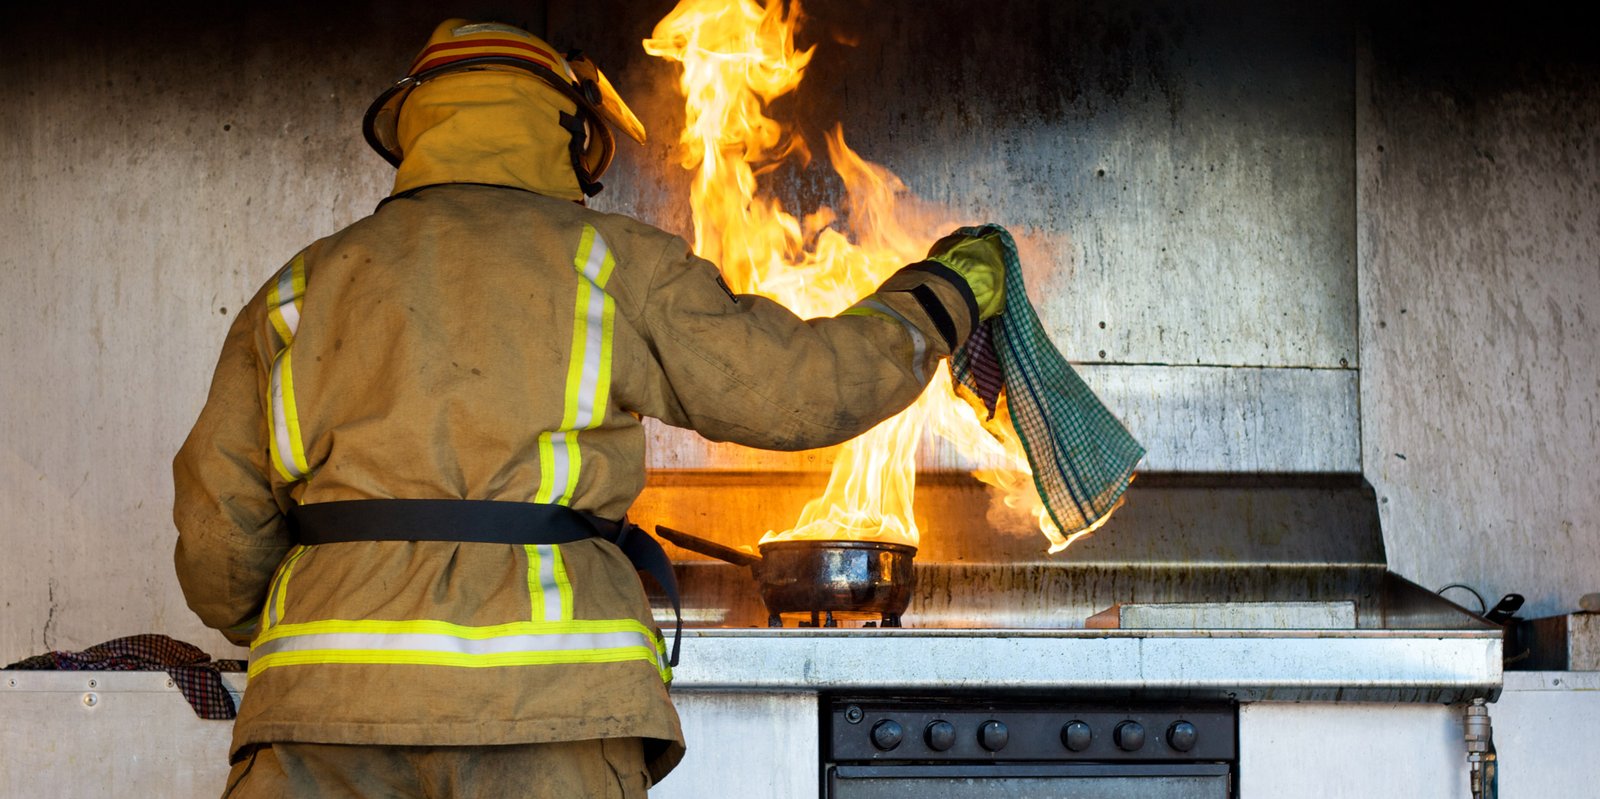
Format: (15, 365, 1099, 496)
(87, 679, 97, 688)
(82, 693, 99, 708)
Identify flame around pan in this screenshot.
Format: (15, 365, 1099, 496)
(645, 0, 1078, 552)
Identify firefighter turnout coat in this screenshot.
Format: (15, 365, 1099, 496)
(173, 73, 977, 784)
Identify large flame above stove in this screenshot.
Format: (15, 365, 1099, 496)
(644, 0, 1094, 552)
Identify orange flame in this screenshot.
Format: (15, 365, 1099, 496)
(645, 0, 1080, 551)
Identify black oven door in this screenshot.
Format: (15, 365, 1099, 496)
(827, 763, 1232, 798)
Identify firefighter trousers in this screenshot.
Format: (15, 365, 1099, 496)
(223, 737, 649, 798)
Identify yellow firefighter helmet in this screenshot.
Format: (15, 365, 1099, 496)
(364, 19, 647, 196)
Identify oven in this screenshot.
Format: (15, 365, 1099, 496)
(823, 696, 1235, 798)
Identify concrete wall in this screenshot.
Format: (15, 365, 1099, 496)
(0, 4, 417, 658)
(1, 0, 1595, 662)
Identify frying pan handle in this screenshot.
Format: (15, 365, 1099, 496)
(654, 524, 762, 568)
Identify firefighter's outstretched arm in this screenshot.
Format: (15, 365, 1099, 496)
(635, 231, 1003, 451)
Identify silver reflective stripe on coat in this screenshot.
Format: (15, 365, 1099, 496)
(252, 628, 653, 658)
(266, 253, 310, 481)
(572, 228, 613, 428)
(527, 543, 571, 622)
(536, 225, 617, 506)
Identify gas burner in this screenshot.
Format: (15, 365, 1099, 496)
(768, 610, 904, 628)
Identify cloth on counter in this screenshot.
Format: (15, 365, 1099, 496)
(950, 223, 1145, 539)
(4, 633, 244, 719)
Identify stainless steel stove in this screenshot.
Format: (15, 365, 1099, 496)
(638, 472, 1498, 797)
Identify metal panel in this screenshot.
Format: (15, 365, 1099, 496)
(574, 0, 1359, 369)
(652, 694, 819, 799)
(570, 0, 1364, 480)
(1077, 365, 1359, 472)
(1239, 702, 1469, 798)
(1356, 11, 1600, 620)
(642, 364, 1360, 473)
(1495, 672, 1600, 799)
(0, 672, 239, 798)
(581, 0, 1367, 477)
(653, 691, 820, 799)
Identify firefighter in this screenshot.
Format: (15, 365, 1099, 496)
(173, 19, 1004, 798)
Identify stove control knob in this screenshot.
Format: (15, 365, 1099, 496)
(1167, 720, 1198, 752)
(925, 720, 956, 751)
(1114, 721, 1146, 751)
(1061, 720, 1093, 752)
(979, 720, 1010, 752)
(870, 719, 904, 751)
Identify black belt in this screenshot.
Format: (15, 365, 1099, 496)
(288, 499, 682, 667)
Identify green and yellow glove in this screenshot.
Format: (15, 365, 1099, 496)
(926, 230, 1007, 321)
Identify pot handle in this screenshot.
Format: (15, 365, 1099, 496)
(655, 525, 762, 568)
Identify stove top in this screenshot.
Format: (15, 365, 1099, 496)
(643, 473, 1494, 634)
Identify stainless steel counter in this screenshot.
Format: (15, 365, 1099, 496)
(669, 627, 1501, 703)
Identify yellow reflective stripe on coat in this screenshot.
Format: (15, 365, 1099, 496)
(267, 253, 306, 345)
(266, 253, 311, 481)
(248, 616, 668, 682)
(263, 545, 310, 629)
(535, 225, 617, 505)
(524, 544, 575, 622)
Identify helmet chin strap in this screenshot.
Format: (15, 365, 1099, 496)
(559, 111, 604, 197)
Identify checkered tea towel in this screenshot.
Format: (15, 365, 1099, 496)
(949, 224, 1144, 537)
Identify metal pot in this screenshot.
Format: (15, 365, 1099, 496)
(655, 525, 916, 626)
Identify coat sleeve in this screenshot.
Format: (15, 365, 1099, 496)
(172, 285, 293, 646)
(633, 236, 979, 451)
